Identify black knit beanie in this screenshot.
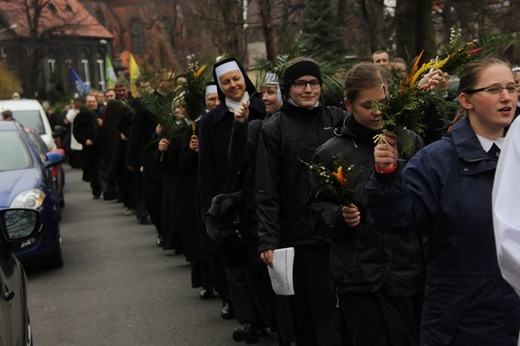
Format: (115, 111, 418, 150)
(283, 60, 322, 97)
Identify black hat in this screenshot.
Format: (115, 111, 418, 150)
(283, 60, 322, 97)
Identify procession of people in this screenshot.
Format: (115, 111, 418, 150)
(59, 51, 520, 346)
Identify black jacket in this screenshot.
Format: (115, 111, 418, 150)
(198, 98, 265, 217)
(255, 100, 346, 252)
(309, 115, 425, 296)
(126, 91, 164, 181)
(73, 106, 102, 155)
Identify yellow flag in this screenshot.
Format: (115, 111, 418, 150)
(129, 54, 140, 97)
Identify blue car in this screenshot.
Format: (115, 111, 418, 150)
(0, 121, 64, 268)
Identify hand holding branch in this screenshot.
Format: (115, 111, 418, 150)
(374, 134, 398, 172)
(158, 138, 170, 152)
(234, 101, 249, 124)
(342, 204, 360, 228)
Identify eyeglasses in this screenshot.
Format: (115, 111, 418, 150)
(464, 85, 519, 95)
(292, 80, 321, 90)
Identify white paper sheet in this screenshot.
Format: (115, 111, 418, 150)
(267, 247, 295, 296)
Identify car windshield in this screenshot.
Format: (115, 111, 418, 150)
(11, 110, 45, 134)
(26, 130, 48, 160)
(0, 131, 32, 171)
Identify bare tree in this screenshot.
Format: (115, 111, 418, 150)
(259, 0, 277, 62)
(185, 0, 246, 61)
(358, 0, 387, 54)
(1, 0, 92, 97)
(394, 0, 434, 61)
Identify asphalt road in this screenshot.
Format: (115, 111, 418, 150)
(26, 165, 280, 346)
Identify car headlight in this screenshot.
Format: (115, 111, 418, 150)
(10, 189, 45, 209)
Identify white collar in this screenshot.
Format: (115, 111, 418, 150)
(477, 134, 505, 152)
(225, 92, 249, 113)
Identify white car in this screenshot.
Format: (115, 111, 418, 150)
(0, 99, 57, 150)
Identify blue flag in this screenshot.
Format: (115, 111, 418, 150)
(71, 68, 89, 94)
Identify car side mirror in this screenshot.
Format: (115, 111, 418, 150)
(0, 208, 41, 241)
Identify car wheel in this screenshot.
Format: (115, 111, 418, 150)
(45, 240, 63, 269)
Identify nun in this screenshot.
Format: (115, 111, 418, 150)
(198, 58, 267, 343)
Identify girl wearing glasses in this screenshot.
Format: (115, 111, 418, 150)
(366, 57, 520, 344)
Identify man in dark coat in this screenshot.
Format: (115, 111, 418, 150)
(126, 72, 172, 243)
(73, 95, 104, 199)
(102, 78, 134, 207)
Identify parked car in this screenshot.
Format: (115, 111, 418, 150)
(0, 121, 64, 268)
(24, 128, 66, 208)
(0, 99, 58, 150)
(0, 208, 41, 346)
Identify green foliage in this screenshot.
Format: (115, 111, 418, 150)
(438, 28, 485, 75)
(301, 155, 361, 206)
(252, 41, 305, 86)
(300, 0, 343, 60)
(182, 56, 212, 121)
(135, 87, 185, 143)
(374, 52, 461, 153)
(0, 60, 21, 99)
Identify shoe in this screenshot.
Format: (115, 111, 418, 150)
(257, 328, 268, 337)
(138, 217, 153, 225)
(199, 287, 216, 299)
(103, 192, 116, 201)
(93, 195, 100, 200)
(124, 208, 136, 216)
(156, 235, 163, 247)
(232, 323, 259, 344)
(221, 301, 235, 320)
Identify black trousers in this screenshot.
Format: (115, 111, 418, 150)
(131, 169, 148, 220)
(338, 291, 421, 346)
(286, 244, 340, 346)
(143, 180, 163, 236)
(84, 148, 102, 197)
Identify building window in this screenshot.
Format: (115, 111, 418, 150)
(131, 20, 146, 56)
(48, 59, 56, 74)
(81, 59, 91, 89)
(97, 59, 105, 91)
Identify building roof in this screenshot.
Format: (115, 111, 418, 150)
(0, 0, 113, 39)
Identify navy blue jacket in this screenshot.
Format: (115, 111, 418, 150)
(366, 117, 520, 345)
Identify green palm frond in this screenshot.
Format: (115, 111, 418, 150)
(139, 88, 185, 142)
(182, 57, 212, 121)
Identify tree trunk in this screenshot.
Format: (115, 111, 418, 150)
(395, 0, 416, 59)
(259, 0, 277, 62)
(336, 0, 348, 50)
(416, 0, 434, 60)
(442, 0, 453, 45)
